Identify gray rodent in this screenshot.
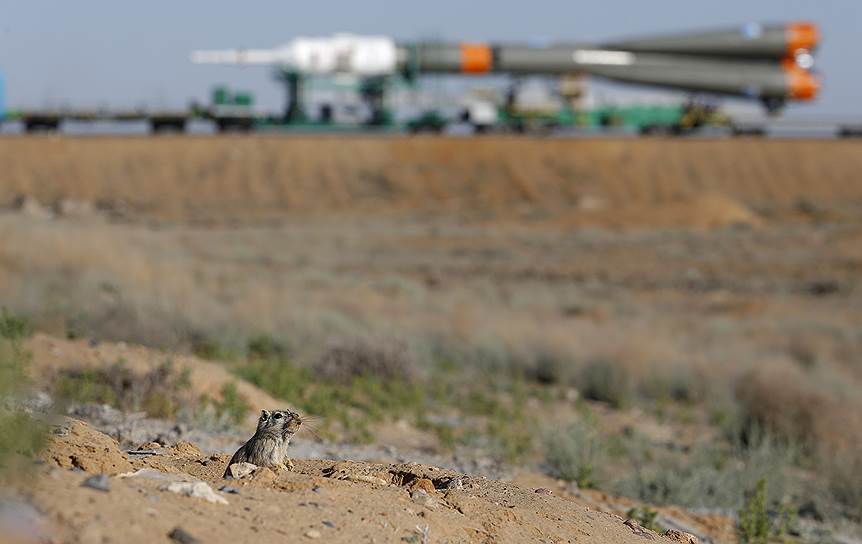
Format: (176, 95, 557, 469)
(223, 409, 302, 478)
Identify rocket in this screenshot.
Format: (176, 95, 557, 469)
(191, 22, 820, 108)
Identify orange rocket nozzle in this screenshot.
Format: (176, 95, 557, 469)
(782, 58, 820, 100)
(786, 22, 819, 55)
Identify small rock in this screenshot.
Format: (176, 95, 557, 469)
(407, 478, 437, 495)
(162, 481, 228, 505)
(218, 485, 241, 495)
(119, 468, 194, 483)
(442, 477, 463, 491)
(168, 526, 201, 544)
(81, 474, 110, 492)
(534, 488, 551, 494)
(411, 489, 437, 510)
(251, 467, 277, 485)
(576, 194, 606, 211)
(663, 529, 698, 544)
(322, 520, 336, 528)
(55, 198, 96, 218)
(226, 462, 257, 480)
(13, 195, 53, 219)
(624, 519, 656, 540)
(305, 529, 322, 539)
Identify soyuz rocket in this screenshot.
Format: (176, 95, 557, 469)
(191, 22, 820, 109)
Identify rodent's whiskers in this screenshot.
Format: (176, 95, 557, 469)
(299, 422, 324, 443)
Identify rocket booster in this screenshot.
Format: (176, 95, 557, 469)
(191, 22, 820, 102)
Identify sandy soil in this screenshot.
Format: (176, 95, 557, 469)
(15, 417, 701, 544)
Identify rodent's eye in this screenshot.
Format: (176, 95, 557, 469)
(273, 413, 283, 419)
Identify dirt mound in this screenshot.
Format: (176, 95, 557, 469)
(1, 136, 860, 224)
(42, 418, 132, 475)
(24, 419, 689, 544)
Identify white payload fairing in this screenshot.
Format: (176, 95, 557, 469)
(191, 34, 399, 76)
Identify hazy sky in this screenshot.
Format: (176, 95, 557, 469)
(1, 1, 859, 116)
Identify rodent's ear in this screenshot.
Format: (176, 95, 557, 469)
(260, 409, 270, 419)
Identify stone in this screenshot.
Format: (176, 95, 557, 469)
(663, 529, 699, 544)
(162, 481, 228, 505)
(410, 489, 437, 510)
(225, 462, 257, 480)
(81, 474, 110, 492)
(305, 529, 322, 539)
(168, 526, 201, 544)
(119, 468, 194, 483)
(251, 466, 277, 485)
(13, 195, 53, 219)
(55, 198, 96, 218)
(407, 478, 437, 495)
(442, 477, 463, 491)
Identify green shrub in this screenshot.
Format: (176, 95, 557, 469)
(738, 478, 770, 544)
(577, 359, 629, 409)
(0, 311, 45, 475)
(737, 478, 799, 544)
(214, 382, 251, 425)
(544, 419, 604, 488)
(247, 335, 290, 360)
(53, 359, 192, 419)
(626, 506, 661, 533)
(0, 308, 33, 342)
(195, 382, 252, 428)
(313, 337, 417, 384)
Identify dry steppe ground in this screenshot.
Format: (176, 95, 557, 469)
(1, 137, 861, 543)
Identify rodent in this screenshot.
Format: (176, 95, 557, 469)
(223, 409, 302, 478)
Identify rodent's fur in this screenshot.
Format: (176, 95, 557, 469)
(223, 409, 302, 477)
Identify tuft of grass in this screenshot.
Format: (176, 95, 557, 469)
(53, 359, 193, 419)
(0, 308, 33, 342)
(737, 478, 797, 544)
(0, 310, 46, 476)
(738, 478, 771, 544)
(626, 506, 662, 533)
(193, 382, 252, 429)
(247, 335, 290, 361)
(313, 337, 417, 384)
(577, 359, 630, 409)
(214, 382, 251, 425)
(544, 419, 604, 488)
(237, 354, 424, 443)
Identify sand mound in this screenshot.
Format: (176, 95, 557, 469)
(42, 418, 132, 475)
(23, 419, 689, 544)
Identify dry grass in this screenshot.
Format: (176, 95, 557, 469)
(0, 205, 860, 525)
(1, 137, 862, 223)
